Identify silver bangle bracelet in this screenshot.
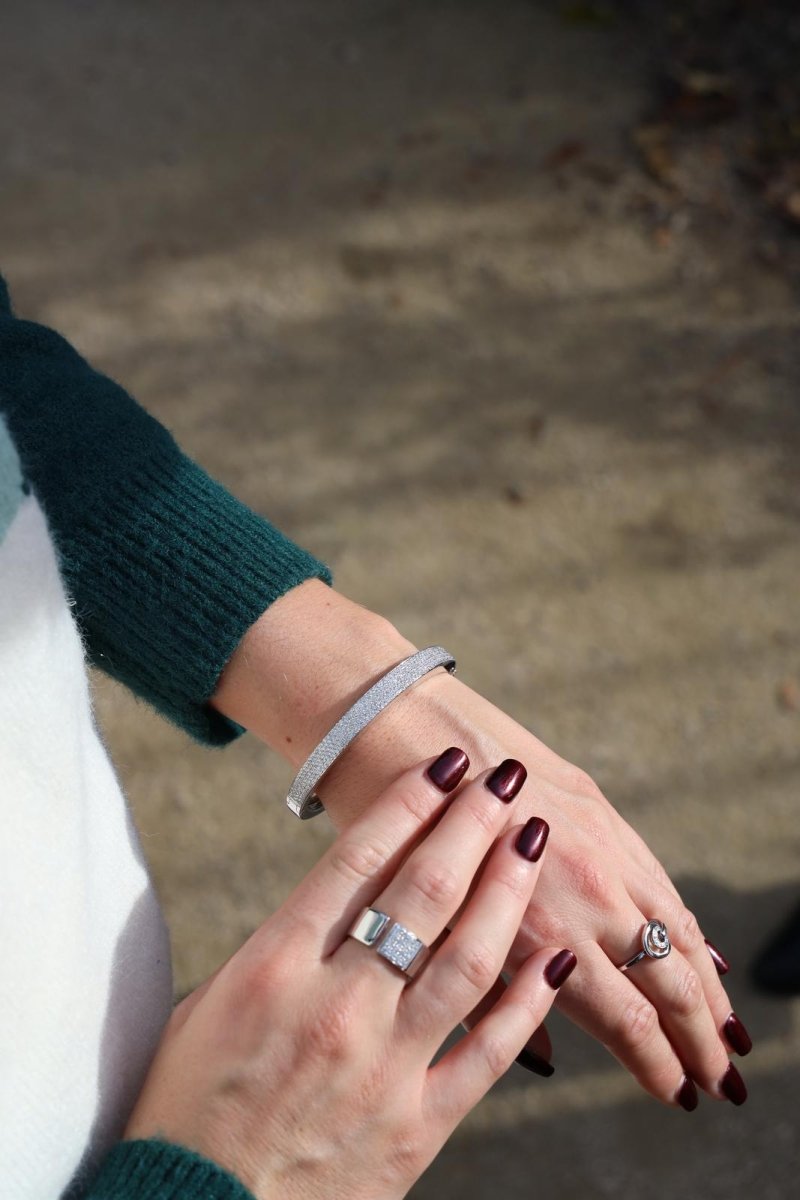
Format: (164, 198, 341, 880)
(285, 646, 457, 819)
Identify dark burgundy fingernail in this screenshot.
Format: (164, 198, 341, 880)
(427, 747, 469, 793)
(515, 1048, 555, 1078)
(705, 939, 730, 976)
(720, 1062, 747, 1105)
(724, 1012, 753, 1057)
(544, 949, 577, 990)
(677, 1075, 698, 1112)
(486, 758, 527, 802)
(515, 817, 550, 862)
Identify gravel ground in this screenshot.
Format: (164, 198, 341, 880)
(2, 3, 799, 1198)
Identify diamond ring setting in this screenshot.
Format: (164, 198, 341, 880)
(347, 907, 430, 981)
(618, 919, 671, 972)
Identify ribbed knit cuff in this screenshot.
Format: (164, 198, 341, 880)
(84, 1139, 256, 1200)
(0, 275, 11, 316)
(70, 443, 333, 744)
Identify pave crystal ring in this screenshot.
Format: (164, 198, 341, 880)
(347, 907, 430, 981)
(618, 919, 672, 972)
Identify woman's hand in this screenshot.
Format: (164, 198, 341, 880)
(212, 581, 750, 1110)
(123, 751, 570, 1200)
(320, 671, 748, 1109)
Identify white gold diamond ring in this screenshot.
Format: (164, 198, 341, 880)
(618, 919, 672, 972)
(347, 907, 430, 981)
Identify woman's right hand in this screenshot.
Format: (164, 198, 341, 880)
(122, 749, 573, 1200)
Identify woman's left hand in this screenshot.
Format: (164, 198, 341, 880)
(318, 668, 747, 1110)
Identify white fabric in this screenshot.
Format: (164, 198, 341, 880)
(0, 495, 173, 1200)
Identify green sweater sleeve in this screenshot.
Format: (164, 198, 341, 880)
(79, 1139, 256, 1200)
(0, 276, 332, 744)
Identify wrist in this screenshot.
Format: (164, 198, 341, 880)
(317, 670, 506, 826)
(210, 580, 418, 770)
(211, 579, 508, 829)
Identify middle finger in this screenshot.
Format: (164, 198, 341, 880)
(334, 760, 529, 987)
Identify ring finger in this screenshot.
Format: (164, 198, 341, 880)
(598, 907, 734, 1100)
(625, 872, 752, 1064)
(334, 760, 529, 987)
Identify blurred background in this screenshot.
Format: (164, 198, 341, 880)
(2, 1, 799, 1196)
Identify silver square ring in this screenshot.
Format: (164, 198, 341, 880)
(347, 907, 431, 981)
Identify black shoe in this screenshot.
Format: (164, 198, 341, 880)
(750, 899, 800, 996)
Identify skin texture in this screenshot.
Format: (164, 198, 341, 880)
(212, 580, 747, 1106)
(123, 756, 568, 1200)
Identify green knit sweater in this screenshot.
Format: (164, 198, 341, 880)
(0, 275, 332, 745)
(0, 275, 333, 1200)
(82, 1141, 258, 1200)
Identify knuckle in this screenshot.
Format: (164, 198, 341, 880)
(493, 863, 531, 904)
(461, 795, 500, 836)
(329, 836, 388, 888)
(481, 1032, 514, 1079)
(568, 811, 614, 859)
(245, 952, 292, 1010)
(564, 764, 604, 802)
(303, 994, 358, 1061)
(676, 908, 702, 954)
(571, 852, 610, 910)
(620, 995, 658, 1051)
(406, 854, 461, 910)
(393, 781, 439, 827)
(276, 907, 321, 950)
(671, 966, 704, 1019)
(450, 938, 500, 994)
(649, 858, 675, 892)
(520, 906, 562, 949)
(578, 813, 612, 853)
(388, 1121, 428, 1177)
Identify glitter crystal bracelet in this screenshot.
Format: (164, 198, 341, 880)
(285, 646, 457, 819)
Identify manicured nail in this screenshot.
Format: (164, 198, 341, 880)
(677, 1075, 698, 1112)
(486, 758, 527, 802)
(723, 1012, 753, 1057)
(705, 939, 730, 976)
(515, 816, 550, 862)
(515, 1047, 555, 1078)
(544, 949, 577, 990)
(427, 747, 469, 793)
(719, 1062, 747, 1106)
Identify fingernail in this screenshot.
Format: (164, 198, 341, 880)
(677, 1075, 698, 1112)
(515, 817, 550, 862)
(515, 1048, 555, 1078)
(723, 1012, 753, 1057)
(544, 949, 577, 990)
(486, 758, 527, 802)
(705, 939, 730, 976)
(720, 1062, 747, 1106)
(427, 747, 469, 793)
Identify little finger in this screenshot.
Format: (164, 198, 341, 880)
(553, 940, 694, 1108)
(462, 978, 554, 1076)
(427, 946, 575, 1124)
